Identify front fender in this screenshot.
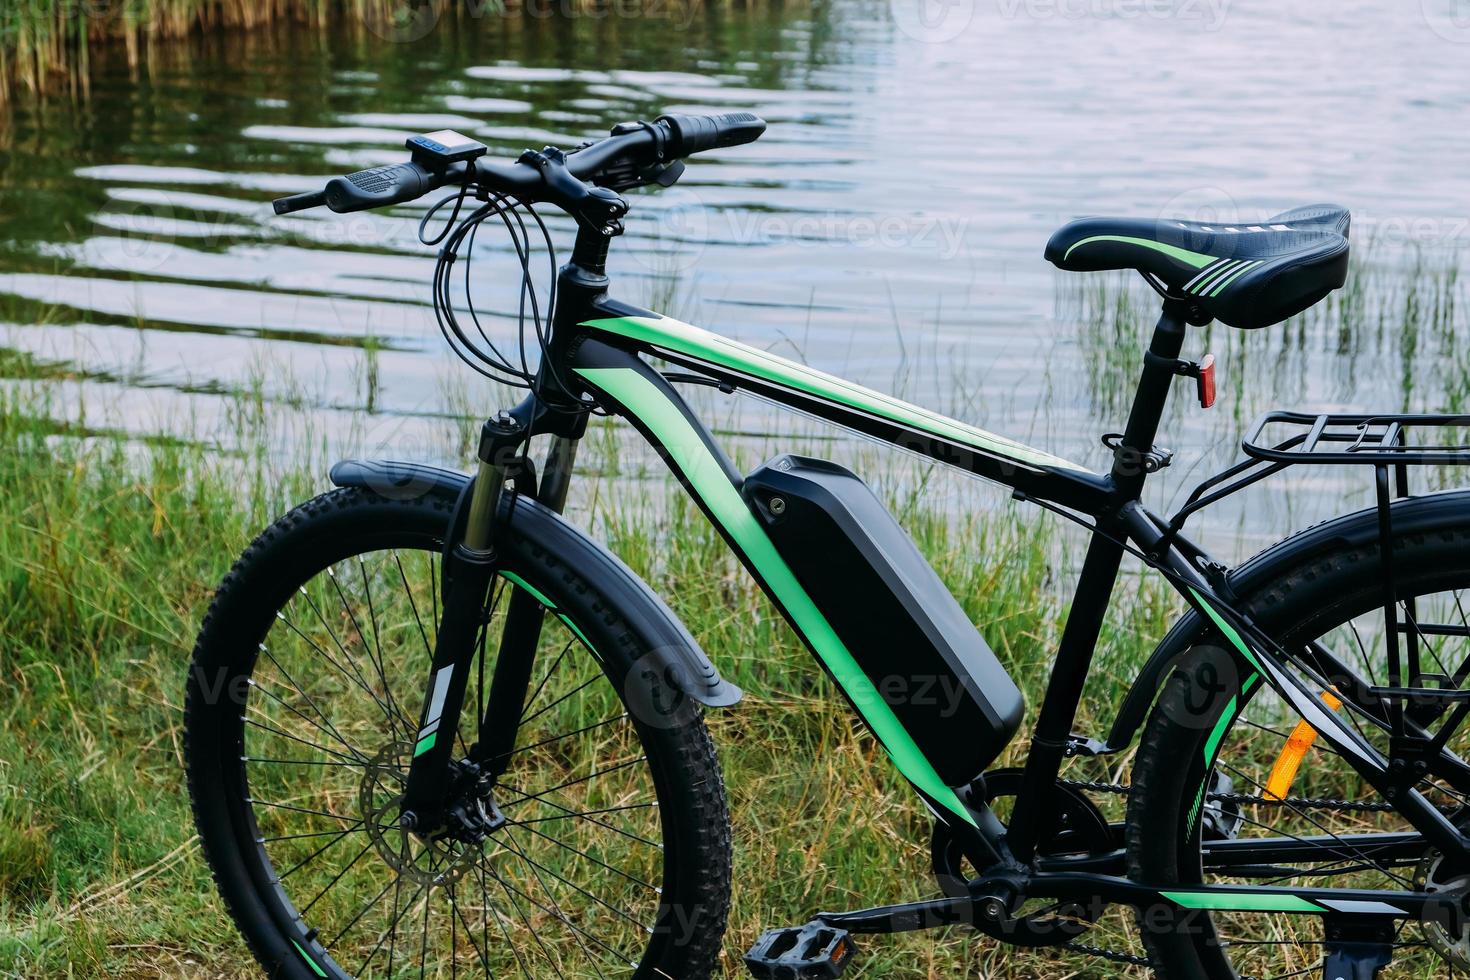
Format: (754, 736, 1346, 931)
(329, 457, 742, 708)
(1108, 489, 1470, 749)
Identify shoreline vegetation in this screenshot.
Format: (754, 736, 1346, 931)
(1, 0, 732, 103)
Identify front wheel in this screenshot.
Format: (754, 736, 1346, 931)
(185, 486, 731, 979)
(1130, 491, 1470, 979)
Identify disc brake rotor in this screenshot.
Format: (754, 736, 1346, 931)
(358, 742, 483, 886)
(1416, 847, 1470, 969)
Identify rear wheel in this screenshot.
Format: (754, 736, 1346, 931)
(1130, 493, 1470, 979)
(185, 487, 731, 979)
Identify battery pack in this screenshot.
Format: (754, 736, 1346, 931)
(743, 454, 1024, 786)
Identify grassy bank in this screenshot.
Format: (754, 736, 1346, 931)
(0, 0, 768, 103)
(0, 360, 1184, 976)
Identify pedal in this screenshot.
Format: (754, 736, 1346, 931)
(743, 921, 857, 979)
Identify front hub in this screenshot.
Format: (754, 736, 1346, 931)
(359, 743, 506, 886)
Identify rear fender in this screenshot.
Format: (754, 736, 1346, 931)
(329, 457, 742, 708)
(1108, 489, 1470, 749)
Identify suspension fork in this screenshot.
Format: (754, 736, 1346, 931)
(473, 434, 580, 781)
(398, 416, 525, 829)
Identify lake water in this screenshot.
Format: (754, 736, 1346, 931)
(3, 0, 1470, 552)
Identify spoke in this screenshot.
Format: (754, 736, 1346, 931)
(483, 834, 625, 974)
(476, 854, 534, 980)
(277, 819, 366, 881)
(327, 864, 400, 947)
(1217, 759, 1415, 889)
(513, 821, 659, 892)
(503, 755, 649, 810)
(261, 825, 373, 844)
(497, 829, 653, 931)
(251, 649, 372, 765)
(499, 824, 617, 979)
(518, 675, 600, 730)
(522, 639, 575, 716)
(396, 551, 435, 660)
(446, 874, 495, 979)
(479, 847, 564, 977)
(249, 797, 356, 823)
(509, 714, 627, 759)
(273, 605, 402, 734)
(299, 837, 377, 916)
(331, 561, 413, 738)
(243, 714, 362, 767)
(500, 792, 662, 849)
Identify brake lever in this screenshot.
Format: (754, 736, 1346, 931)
(517, 147, 628, 234)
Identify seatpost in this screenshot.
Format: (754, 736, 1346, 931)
(1111, 299, 1190, 496)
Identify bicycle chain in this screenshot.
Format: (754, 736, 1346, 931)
(1051, 777, 1395, 971)
(1057, 777, 1397, 813)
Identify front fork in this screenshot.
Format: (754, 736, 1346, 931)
(397, 424, 580, 831)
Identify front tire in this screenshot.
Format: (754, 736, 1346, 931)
(185, 487, 731, 979)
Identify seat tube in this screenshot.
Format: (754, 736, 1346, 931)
(1006, 300, 1189, 864)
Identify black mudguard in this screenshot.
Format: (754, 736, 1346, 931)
(328, 457, 742, 708)
(1108, 489, 1470, 750)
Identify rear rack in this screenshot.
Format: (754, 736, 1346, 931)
(1166, 411, 1470, 746)
(1170, 411, 1470, 532)
(1241, 411, 1470, 465)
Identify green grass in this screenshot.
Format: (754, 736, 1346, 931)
(0, 353, 1188, 976)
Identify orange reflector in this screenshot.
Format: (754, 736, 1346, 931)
(1264, 690, 1343, 801)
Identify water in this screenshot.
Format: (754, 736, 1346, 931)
(3, 0, 1470, 553)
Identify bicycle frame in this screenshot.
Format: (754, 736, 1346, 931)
(412, 260, 1470, 928)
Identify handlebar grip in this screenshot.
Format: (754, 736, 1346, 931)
(656, 112, 766, 158)
(272, 190, 327, 215)
(322, 161, 442, 213)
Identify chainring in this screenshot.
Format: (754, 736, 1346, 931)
(931, 768, 1114, 947)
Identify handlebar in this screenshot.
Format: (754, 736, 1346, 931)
(271, 111, 766, 217)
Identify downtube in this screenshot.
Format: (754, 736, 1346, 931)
(570, 339, 979, 831)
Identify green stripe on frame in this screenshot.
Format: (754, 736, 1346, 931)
(577, 365, 978, 827)
(1188, 588, 1264, 672)
(1061, 235, 1217, 268)
(1162, 891, 1322, 914)
(291, 939, 328, 978)
(581, 316, 1091, 475)
(412, 731, 437, 757)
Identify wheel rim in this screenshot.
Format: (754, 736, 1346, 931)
(235, 544, 668, 979)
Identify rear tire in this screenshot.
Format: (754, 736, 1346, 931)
(185, 487, 731, 979)
(1129, 491, 1470, 979)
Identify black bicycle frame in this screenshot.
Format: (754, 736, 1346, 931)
(409, 239, 1470, 924)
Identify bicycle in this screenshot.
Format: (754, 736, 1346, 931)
(184, 113, 1470, 980)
